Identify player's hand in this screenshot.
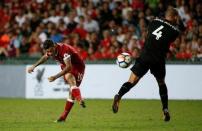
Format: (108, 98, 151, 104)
(27, 66, 35, 73)
(48, 76, 57, 82)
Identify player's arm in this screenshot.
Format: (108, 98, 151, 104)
(27, 54, 49, 73)
(48, 54, 72, 82)
(176, 16, 186, 32)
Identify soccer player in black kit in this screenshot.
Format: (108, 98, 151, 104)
(112, 7, 185, 122)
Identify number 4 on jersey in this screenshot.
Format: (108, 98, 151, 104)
(152, 25, 164, 40)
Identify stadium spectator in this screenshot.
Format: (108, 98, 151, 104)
(0, 33, 9, 58)
(73, 17, 88, 39)
(131, 0, 144, 11)
(83, 14, 99, 33)
(175, 43, 192, 59)
(0, 0, 201, 62)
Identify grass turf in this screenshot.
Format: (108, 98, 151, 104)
(0, 99, 202, 131)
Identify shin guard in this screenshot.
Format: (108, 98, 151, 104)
(71, 86, 82, 102)
(60, 99, 74, 120)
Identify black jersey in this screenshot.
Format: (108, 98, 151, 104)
(141, 18, 181, 62)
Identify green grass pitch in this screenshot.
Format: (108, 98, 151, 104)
(0, 99, 202, 131)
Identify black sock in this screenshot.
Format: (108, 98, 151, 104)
(159, 84, 168, 110)
(118, 82, 134, 98)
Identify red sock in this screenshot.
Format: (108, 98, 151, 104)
(59, 99, 74, 120)
(71, 87, 82, 102)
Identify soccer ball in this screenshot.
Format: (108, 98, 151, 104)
(116, 52, 132, 68)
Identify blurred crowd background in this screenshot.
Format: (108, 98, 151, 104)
(0, 0, 201, 62)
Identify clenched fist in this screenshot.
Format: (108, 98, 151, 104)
(48, 76, 57, 82)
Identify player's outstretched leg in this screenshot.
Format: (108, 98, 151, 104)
(55, 99, 74, 123)
(112, 82, 134, 113)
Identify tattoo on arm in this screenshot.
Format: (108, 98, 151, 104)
(33, 55, 48, 68)
(54, 57, 72, 79)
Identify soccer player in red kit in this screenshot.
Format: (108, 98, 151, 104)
(27, 39, 86, 122)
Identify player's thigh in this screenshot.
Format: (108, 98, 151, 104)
(130, 58, 149, 78)
(64, 73, 77, 86)
(150, 63, 166, 79)
(70, 67, 85, 87)
(128, 72, 140, 85)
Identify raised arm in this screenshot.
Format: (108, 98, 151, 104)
(177, 16, 186, 32)
(27, 54, 49, 73)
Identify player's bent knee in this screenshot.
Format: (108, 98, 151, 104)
(128, 72, 140, 85)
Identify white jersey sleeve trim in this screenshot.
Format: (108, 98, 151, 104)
(63, 53, 71, 61)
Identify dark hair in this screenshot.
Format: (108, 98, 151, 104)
(43, 39, 55, 49)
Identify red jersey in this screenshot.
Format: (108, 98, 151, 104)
(53, 43, 85, 68)
(50, 43, 85, 86)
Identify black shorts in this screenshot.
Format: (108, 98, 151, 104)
(130, 57, 166, 79)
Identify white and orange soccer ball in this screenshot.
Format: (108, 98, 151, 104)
(116, 52, 132, 68)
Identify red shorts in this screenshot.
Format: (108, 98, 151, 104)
(61, 64, 85, 86)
